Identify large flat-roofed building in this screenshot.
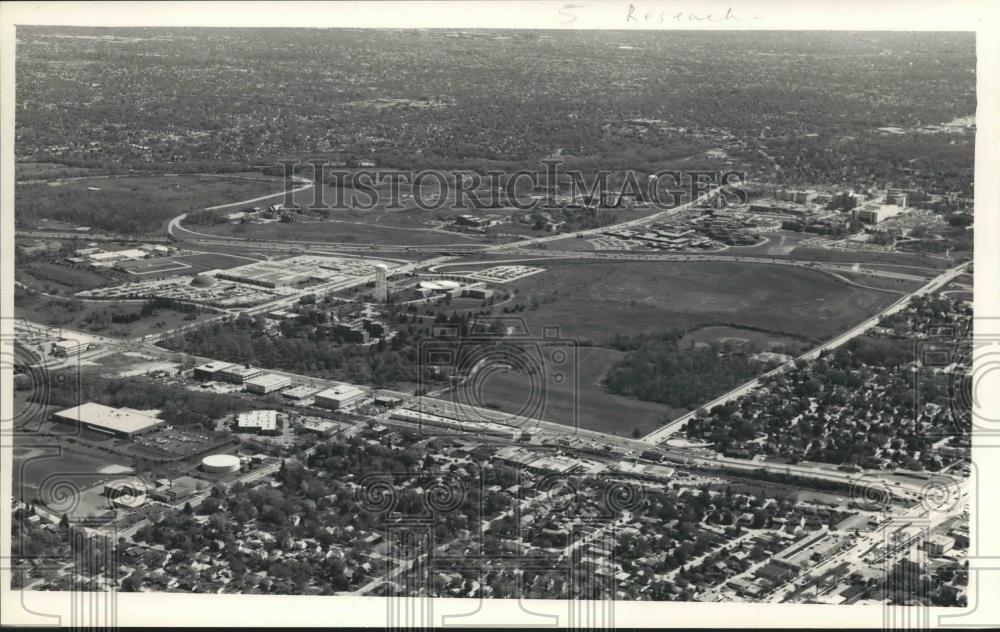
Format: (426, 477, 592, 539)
(53, 403, 163, 438)
(244, 373, 292, 395)
(925, 534, 956, 557)
(193, 361, 236, 381)
(53, 339, 89, 356)
(236, 410, 279, 434)
(314, 384, 366, 410)
(281, 385, 320, 406)
(855, 204, 905, 224)
(217, 364, 265, 385)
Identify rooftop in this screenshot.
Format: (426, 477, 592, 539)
(245, 373, 291, 388)
(54, 402, 163, 435)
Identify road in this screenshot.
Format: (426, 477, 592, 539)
(640, 260, 970, 445)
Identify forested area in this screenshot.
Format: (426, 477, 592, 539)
(159, 314, 428, 387)
(603, 330, 759, 409)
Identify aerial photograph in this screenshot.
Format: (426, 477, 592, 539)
(8, 25, 975, 610)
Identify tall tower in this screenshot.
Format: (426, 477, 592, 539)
(373, 263, 388, 302)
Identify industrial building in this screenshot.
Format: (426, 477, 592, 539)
(53, 339, 89, 356)
(193, 360, 236, 381)
(244, 373, 292, 395)
(281, 385, 320, 406)
(217, 364, 265, 385)
(236, 410, 279, 434)
(314, 384, 366, 410)
(53, 403, 163, 438)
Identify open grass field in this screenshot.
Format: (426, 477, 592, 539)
(14, 292, 219, 339)
(782, 246, 956, 270)
(12, 429, 134, 504)
(444, 346, 687, 436)
(191, 217, 507, 246)
(16, 174, 283, 234)
(16, 261, 116, 293)
(15, 161, 104, 181)
(495, 259, 901, 345)
(832, 270, 924, 293)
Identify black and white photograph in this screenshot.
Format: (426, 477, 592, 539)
(1, 1, 997, 629)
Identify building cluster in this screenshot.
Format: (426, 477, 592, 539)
(66, 243, 176, 267)
(191, 359, 368, 413)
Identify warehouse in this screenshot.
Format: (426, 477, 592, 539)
(193, 360, 236, 381)
(314, 384, 366, 410)
(245, 373, 292, 395)
(53, 402, 163, 438)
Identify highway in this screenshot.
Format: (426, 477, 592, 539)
(640, 260, 971, 445)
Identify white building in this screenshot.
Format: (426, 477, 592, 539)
(53, 339, 89, 356)
(314, 384, 366, 410)
(245, 373, 292, 395)
(236, 410, 279, 434)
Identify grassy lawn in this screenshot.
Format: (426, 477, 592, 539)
(499, 259, 901, 345)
